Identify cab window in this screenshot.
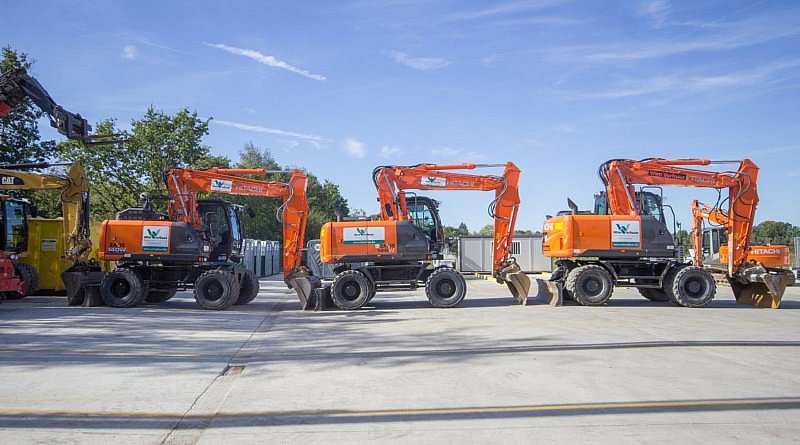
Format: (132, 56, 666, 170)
(4, 200, 27, 251)
(639, 193, 664, 224)
(407, 201, 435, 232)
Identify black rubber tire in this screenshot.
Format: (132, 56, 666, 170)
(234, 269, 260, 305)
(7, 263, 39, 299)
(425, 268, 467, 308)
(331, 270, 371, 310)
(638, 287, 670, 302)
(100, 269, 147, 307)
(565, 265, 614, 306)
(668, 266, 716, 308)
(194, 270, 240, 310)
(145, 289, 177, 303)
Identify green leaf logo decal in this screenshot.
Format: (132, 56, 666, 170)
(147, 228, 160, 238)
(615, 224, 630, 233)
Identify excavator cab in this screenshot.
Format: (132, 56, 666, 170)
(197, 200, 245, 263)
(1, 196, 30, 253)
(405, 195, 444, 257)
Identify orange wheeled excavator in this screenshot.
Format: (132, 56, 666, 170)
(691, 200, 791, 270)
(542, 158, 793, 308)
(64, 167, 310, 310)
(292, 162, 527, 310)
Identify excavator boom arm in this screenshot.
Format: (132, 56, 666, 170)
(0, 162, 92, 262)
(601, 158, 759, 276)
(373, 162, 522, 275)
(164, 168, 309, 279)
(1, 68, 92, 140)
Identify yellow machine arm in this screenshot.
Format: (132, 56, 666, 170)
(0, 162, 92, 262)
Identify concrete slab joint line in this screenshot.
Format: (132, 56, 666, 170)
(159, 298, 287, 444)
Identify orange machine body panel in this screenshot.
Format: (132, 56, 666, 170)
(719, 245, 790, 268)
(320, 220, 431, 264)
(98, 220, 201, 262)
(543, 214, 645, 258)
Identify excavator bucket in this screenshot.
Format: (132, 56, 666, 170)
(498, 262, 531, 304)
(61, 263, 104, 306)
(729, 266, 795, 309)
(286, 267, 323, 310)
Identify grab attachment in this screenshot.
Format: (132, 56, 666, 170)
(729, 264, 795, 309)
(286, 267, 322, 310)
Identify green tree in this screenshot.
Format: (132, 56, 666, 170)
(0, 46, 57, 164)
(220, 143, 350, 243)
(674, 229, 691, 248)
(476, 224, 494, 236)
(752, 221, 800, 249)
(444, 222, 469, 238)
(58, 107, 214, 219)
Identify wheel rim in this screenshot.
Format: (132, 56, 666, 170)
(581, 277, 603, 297)
(341, 281, 361, 302)
(203, 280, 225, 302)
(111, 279, 131, 299)
(682, 277, 706, 299)
(436, 279, 456, 299)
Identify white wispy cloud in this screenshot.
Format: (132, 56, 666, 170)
(390, 50, 449, 71)
(205, 43, 326, 81)
(343, 138, 366, 158)
(431, 147, 460, 156)
(429, 147, 486, 162)
(214, 119, 325, 142)
(562, 58, 800, 100)
(443, 0, 564, 22)
(379, 145, 404, 158)
(638, 0, 671, 26)
(549, 11, 800, 63)
(122, 45, 137, 60)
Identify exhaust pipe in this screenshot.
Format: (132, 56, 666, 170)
(729, 264, 795, 309)
(286, 267, 323, 310)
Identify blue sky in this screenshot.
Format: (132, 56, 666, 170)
(5, 0, 800, 232)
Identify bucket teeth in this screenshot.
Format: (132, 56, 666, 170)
(730, 266, 794, 309)
(286, 268, 322, 310)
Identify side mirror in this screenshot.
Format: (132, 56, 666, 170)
(246, 207, 256, 218)
(29, 205, 38, 218)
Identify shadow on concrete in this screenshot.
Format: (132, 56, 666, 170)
(0, 396, 798, 429)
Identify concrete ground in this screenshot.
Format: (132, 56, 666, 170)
(1, 275, 799, 444)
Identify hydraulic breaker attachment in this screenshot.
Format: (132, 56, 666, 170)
(286, 266, 322, 310)
(497, 261, 533, 304)
(61, 262, 104, 307)
(729, 265, 795, 309)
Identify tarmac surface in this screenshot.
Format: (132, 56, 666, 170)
(1, 274, 799, 444)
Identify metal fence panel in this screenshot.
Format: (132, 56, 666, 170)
(457, 236, 550, 273)
(241, 239, 282, 277)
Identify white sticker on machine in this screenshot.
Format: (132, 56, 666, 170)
(142, 225, 170, 252)
(421, 176, 447, 187)
(343, 227, 386, 244)
(40, 238, 57, 252)
(210, 179, 233, 192)
(611, 220, 640, 248)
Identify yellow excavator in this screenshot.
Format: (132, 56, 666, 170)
(0, 161, 97, 303)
